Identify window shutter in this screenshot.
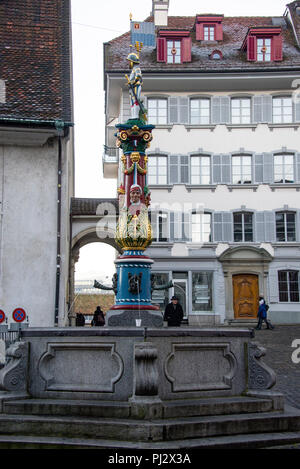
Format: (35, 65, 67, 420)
(150, 212, 158, 241)
(215, 23, 223, 41)
(268, 270, 279, 303)
(178, 97, 189, 124)
(247, 35, 257, 61)
(196, 23, 204, 41)
(223, 212, 233, 242)
(212, 154, 222, 183)
(211, 96, 230, 124)
(181, 37, 192, 63)
(213, 212, 223, 242)
(294, 94, 300, 122)
(168, 97, 179, 124)
(170, 212, 182, 242)
(272, 35, 283, 61)
(182, 212, 191, 241)
(254, 153, 264, 183)
(157, 37, 167, 62)
(263, 153, 274, 183)
(255, 212, 266, 242)
(262, 95, 272, 123)
(211, 96, 221, 124)
(253, 95, 263, 123)
(169, 155, 179, 184)
(221, 154, 231, 184)
(180, 155, 189, 183)
(264, 211, 275, 242)
(220, 96, 230, 124)
(296, 153, 300, 183)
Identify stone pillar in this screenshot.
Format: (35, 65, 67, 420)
(68, 249, 79, 327)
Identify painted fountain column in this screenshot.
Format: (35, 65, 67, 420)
(103, 43, 164, 327)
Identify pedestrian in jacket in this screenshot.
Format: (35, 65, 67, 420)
(255, 296, 274, 330)
(164, 296, 184, 327)
(91, 306, 105, 327)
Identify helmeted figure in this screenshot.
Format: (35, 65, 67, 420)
(127, 52, 143, 120)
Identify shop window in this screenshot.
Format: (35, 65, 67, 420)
(192, 272, 213, 312)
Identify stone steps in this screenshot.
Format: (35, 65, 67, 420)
(0, 406, 300, 443)
(2, 396, 275, 420)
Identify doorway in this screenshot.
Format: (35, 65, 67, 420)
(232, 274, 259, 319)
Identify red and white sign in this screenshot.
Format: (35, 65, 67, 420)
(0, 310, 5, 324)
(12, 308, 26, 323)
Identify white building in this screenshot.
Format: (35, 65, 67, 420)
(0, 1, 74, 327)
(103, 1, 300, 325)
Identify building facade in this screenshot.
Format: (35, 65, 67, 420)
(103, 1, 300, 325)
(0, 1, 74, 327)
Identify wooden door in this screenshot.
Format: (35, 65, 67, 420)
(233, 274, 259, 319)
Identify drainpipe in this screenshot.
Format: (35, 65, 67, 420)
(54, 122, 65, 325)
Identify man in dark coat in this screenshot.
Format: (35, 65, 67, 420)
(164, 296, 184, 327)
(91, 306, 105, 327)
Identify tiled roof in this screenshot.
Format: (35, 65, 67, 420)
(0, 0, 72, 124)
(105, 12, 300, 73)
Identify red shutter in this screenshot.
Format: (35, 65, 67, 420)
(247, 35, 257, 61)
(157, 37, 167, 62)
(272, 35, 283, 61)
(215, 23, 223, 41)
(181, 37, 192, 63)
(196, 23, 204, 41)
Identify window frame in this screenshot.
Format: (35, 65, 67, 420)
(272, 96, 293, 124)
(189, 97, 211, 125)
(230, 97, 252, 125)
(273, 153, 295, 184)
(233, 211, 254, 243)
(278, 270, 300, 303)
(147, 97, 168, 125)
(166, 39, 182, 64)
(190, 155, 211, 185)
(231, 154, 252, 184)
(203, 25, 215, 41)
(151, 210, 170, 242)
(275, 211, 297, 242)
(191, 212, 212, 243)
(147, 154, 168, 185)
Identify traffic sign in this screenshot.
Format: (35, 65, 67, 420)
(12, 308, 26, 323)
(0, 310, 5, 324)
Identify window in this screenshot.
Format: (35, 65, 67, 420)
(231, 98, 251, 124)
(147, 98, 167, 125)
(192, 272, 213, 312)
(233, 212, 253, 242)
(148, 155, 168, 185)
(257, 38, 271, 62)
(232, 156, 252, 184)
(276, 212, 296, 242)
(278, 271, 299, 302)
(210, 50, 223, 60)
(167, 40, 181, 64)
(274, 154, 294, 183)
(151, 211, 169, 242)
(192, 213, 212, 243)
(204, 26, 215, 41)
(272, 97, 293, 124)
(151, 273, 170, 309)
(190, 156, 211, 184)
(190, 98, 210, 125)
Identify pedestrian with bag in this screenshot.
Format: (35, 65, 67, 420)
(164, 296, 184, 327)
(91, 306, 105, 327)
(255, 295, 274, 330)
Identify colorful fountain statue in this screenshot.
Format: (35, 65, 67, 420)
(95, 42, 172, 327)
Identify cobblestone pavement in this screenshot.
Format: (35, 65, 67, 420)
(252, 325, 300, 410)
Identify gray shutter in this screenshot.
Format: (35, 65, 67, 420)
(294, 93, 300, 122)
(268, 270, 279, 303)
(220, 96, 230, 124)
(180, 155, 189, 183)
(262, 95, 272, 123)
(297, 210, 300, 242)
(211, 97, 221, 124)
(170, 212, 182, 241)
(253, 95, 263, 123)
(221, 154, 231, 184)
(169, 97, 178, 124)
(264, 211, 275, 242)
(169, 155, 179, 184)
(122, 92, 131, 122)
(296, 153, 300, 183)
(212, 154, 221, 183)
(263, 153, 274, 183)
(254, 153, 264, 183)
(178, 97, 189, 124)
(150, 211, 157, 241)
(222, 212, 233, 242)
(182, 212, 191, 241)
(213, 212, 223, 242)
(255, 212, 266, 242)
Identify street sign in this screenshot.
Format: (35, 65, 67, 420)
(0, 310, 5, 323)
(12, 308, 26, 323)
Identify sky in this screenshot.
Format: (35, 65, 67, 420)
(71, 0, 291, 281)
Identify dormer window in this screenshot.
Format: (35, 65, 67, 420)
(242, 27, 283, 62)
(157, 30, 192, 63)
(210, 50, 223, 60)
(196, 15, 223, 42)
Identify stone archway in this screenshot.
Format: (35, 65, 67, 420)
(218, 246, 273, 323)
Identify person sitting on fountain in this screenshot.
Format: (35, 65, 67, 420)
(129, 184, 146, 217)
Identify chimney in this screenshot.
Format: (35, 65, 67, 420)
(152, 0, 169, 27)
